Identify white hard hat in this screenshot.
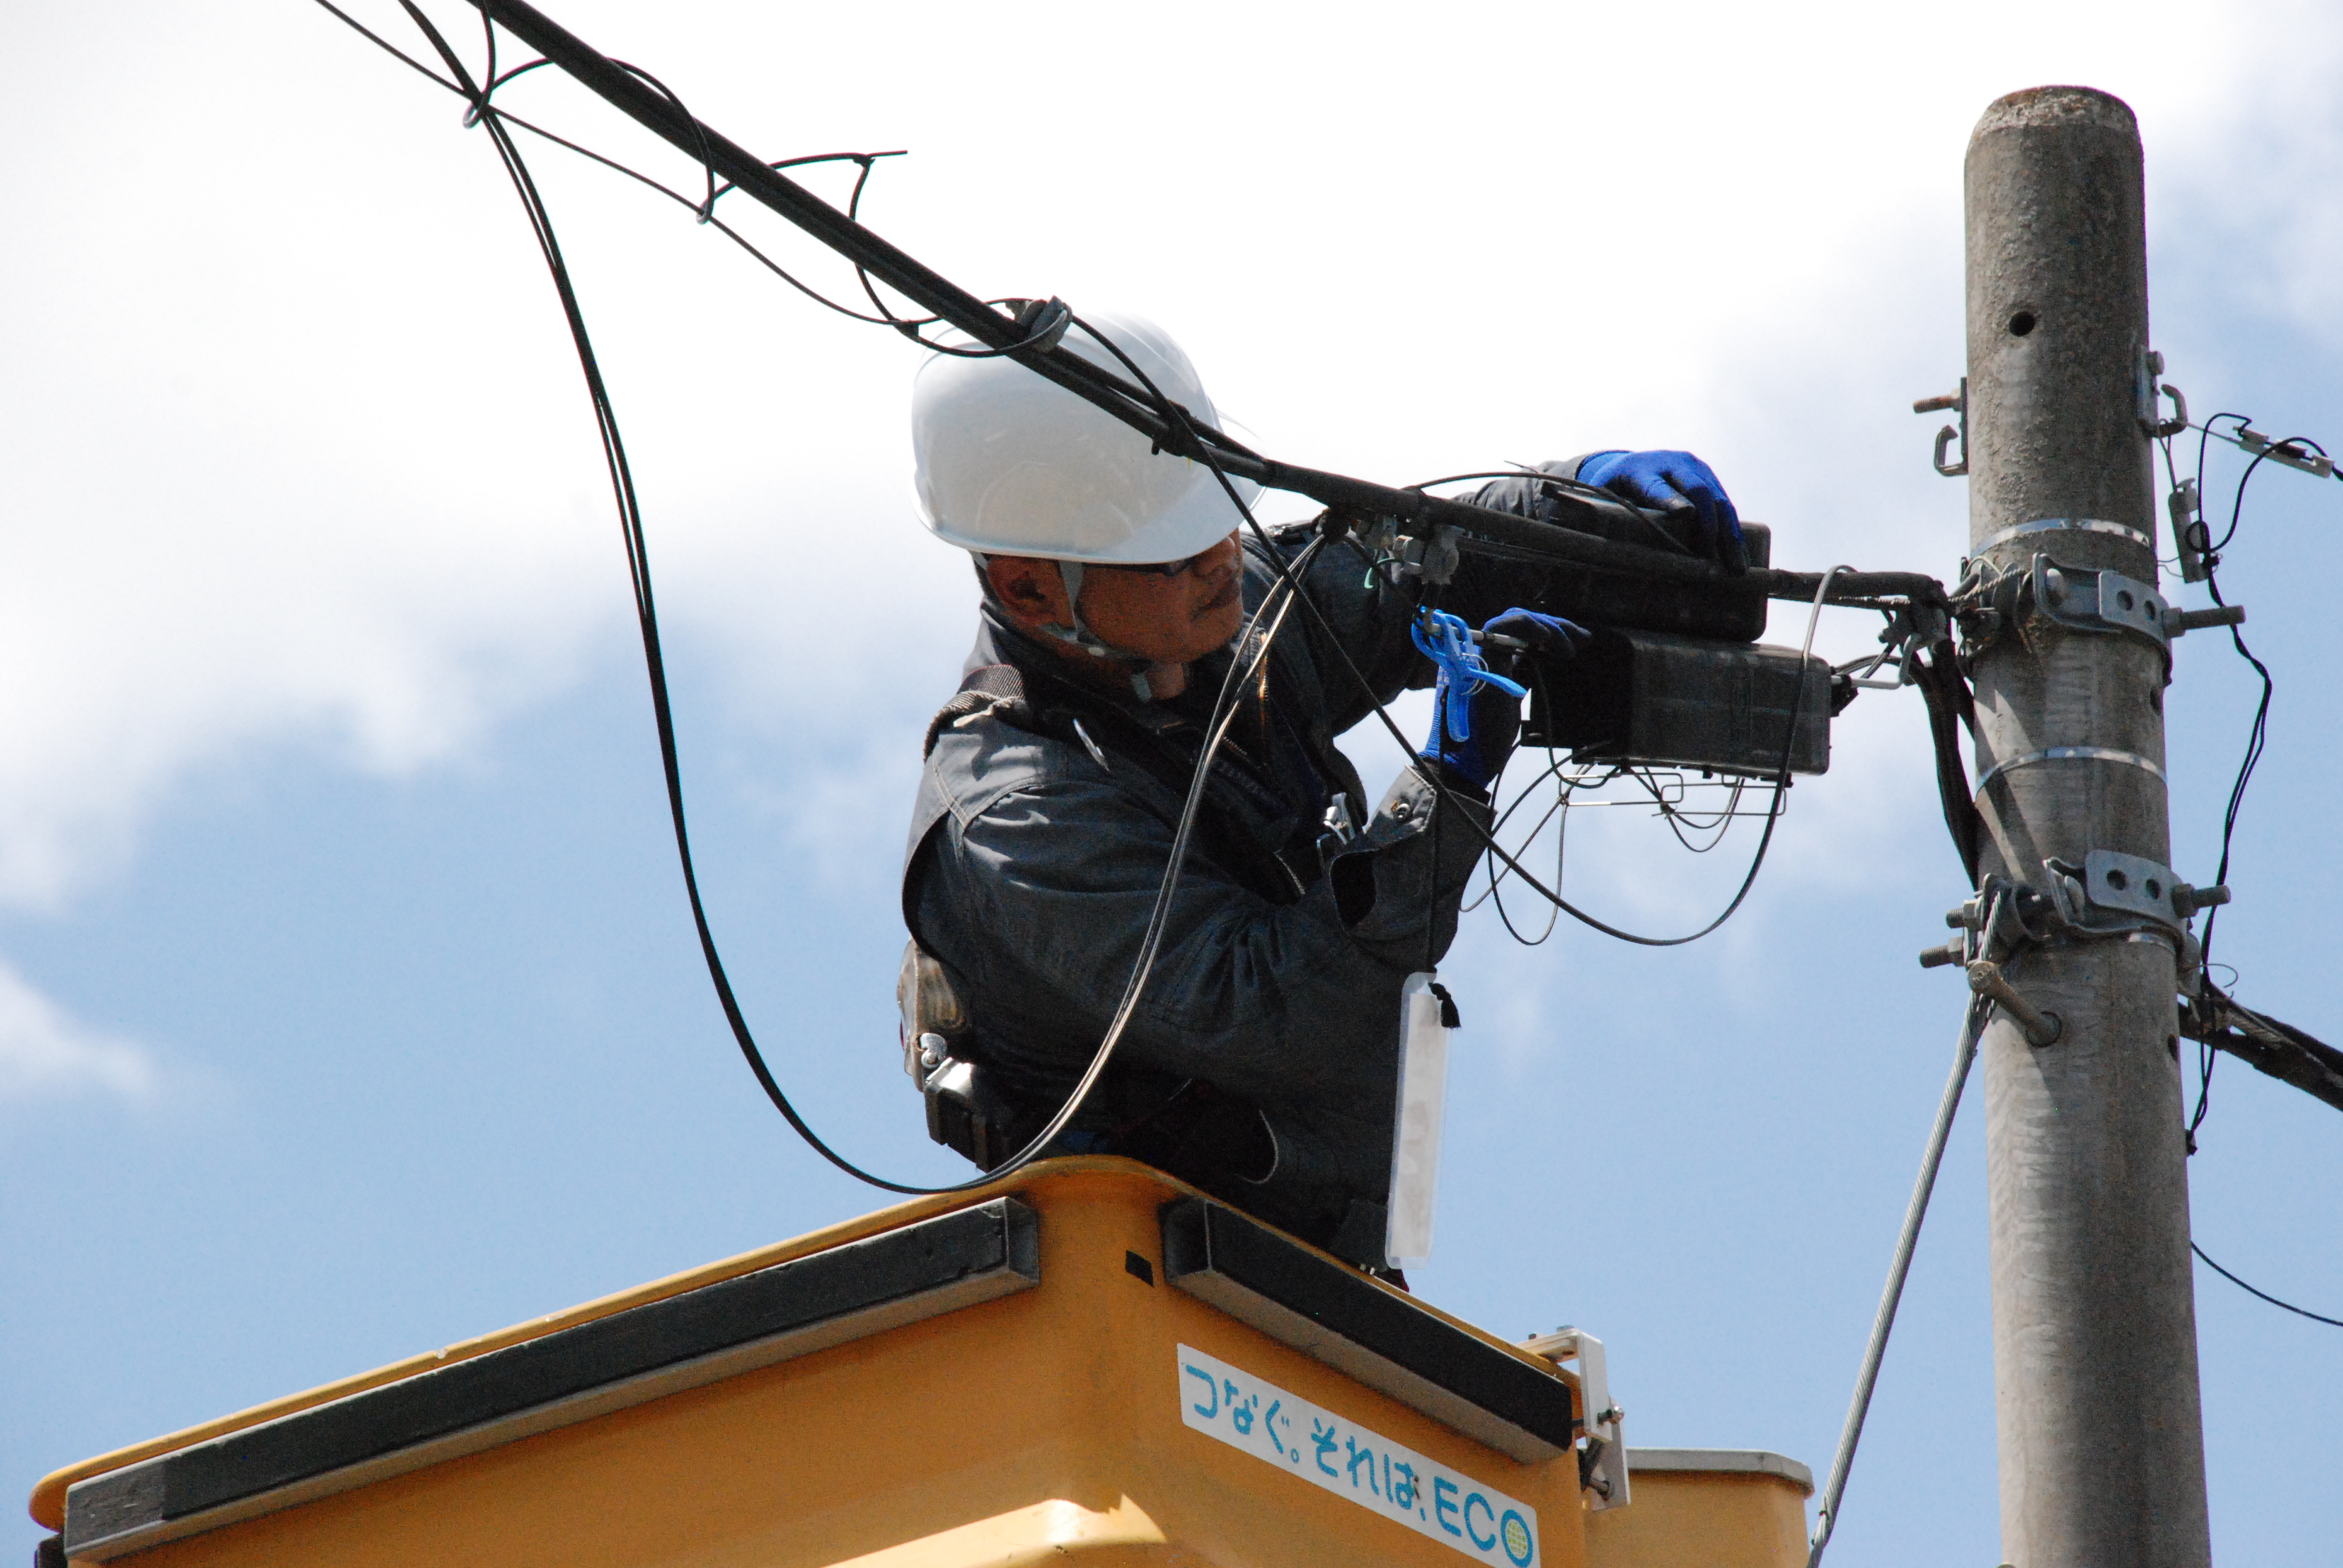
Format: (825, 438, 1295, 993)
(911, 312, 1259, 565)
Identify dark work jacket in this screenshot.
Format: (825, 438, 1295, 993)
(900, 518, 1564, 1247)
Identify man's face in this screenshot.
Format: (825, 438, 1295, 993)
(989, 532, 1246, 669)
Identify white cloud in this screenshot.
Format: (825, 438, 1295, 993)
(0, 961, 158, 1106)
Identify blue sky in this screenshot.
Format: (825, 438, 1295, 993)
(5, 2, 2340, 1563)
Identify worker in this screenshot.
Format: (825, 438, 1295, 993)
(899, 312, 1740, 1269)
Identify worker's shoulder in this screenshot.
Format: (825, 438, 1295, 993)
(920, 698, 1172, 835)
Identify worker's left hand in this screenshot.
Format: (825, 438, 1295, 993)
(1417, 609, 1588, 792)
(1477, 607, 1591, 672)
(1578, 449, 1748, 575)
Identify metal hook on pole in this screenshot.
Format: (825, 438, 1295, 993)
(1915, 379, 1968, 476)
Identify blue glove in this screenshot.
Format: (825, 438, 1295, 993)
(1414, 608, 1590, 791)
(1578, 449, 1748, 575)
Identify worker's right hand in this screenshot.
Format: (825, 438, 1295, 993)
(1414, 609, 1587, 792)
(1578, 449, 1749, 575)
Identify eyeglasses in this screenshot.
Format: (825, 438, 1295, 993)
(1110, 534, 1236, 580)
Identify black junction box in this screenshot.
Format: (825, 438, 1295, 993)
(1507, 520, 1772, 643)
(1521, 626, 1832, 777)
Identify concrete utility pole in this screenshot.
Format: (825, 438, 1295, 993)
(1964, 88, 2213, 1567)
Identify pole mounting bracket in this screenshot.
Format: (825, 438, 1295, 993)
(2044, 850, 2228, 938)
(2027, 552, 2172, 662)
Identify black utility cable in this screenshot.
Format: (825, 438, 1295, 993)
(387, 0, 1327, 1195)
(2180, 426, 2292, 1143)
(2154, 420, 2338, 1328)
(2192, 1242, 2343, 1328)
(313, 0, 934, 327)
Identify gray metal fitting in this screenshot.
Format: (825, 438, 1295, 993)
(1967, 961, 2063, 1047)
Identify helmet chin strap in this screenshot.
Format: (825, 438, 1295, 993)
(1047, 561, 1159, 701)
(972, 554, 1158, 701)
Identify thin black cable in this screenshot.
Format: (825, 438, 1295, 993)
(2192, 1241, 2343, 1328)
(1466, 750, 1575, 926)
(310, 0, 934, 327)
(1487, 758, 1568, 946)
(1647, 769, 1748, 852)
(313, 0, 462, 90)
(2184, 437, 2281, 1142)
(389, 0, 1323, 1194)
(1407, 468, 1698, 557)
(1460, 750, 1576, 907)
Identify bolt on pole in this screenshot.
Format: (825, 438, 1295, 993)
(1964, 87, 2212, 1567)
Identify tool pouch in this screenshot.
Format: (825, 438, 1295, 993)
(898, 940, 1026, 1169)
(920, 1057, 1027, 1171)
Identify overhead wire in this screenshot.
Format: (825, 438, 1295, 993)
(2191, 1241, 2343, 1329)
(314, 0, 937, 327)
(2164, 413, 2287, 1144)
(2141, 409, 2343, 1331)
(371, 0, 1336, 1195)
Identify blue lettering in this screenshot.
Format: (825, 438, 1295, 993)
(1311, 1419, 1340, 1477)
(1345, 1437, 1378, 1493)
(1265, 1399, 1285, 1456)
(1433, 1475, 1463, 1536)
(1184, 1364, 1217, 1419)
(1499, 1508, 1536, 1567)
(1464, 1492, 1496, 1550)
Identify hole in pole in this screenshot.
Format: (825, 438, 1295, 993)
(2008, 310, 2037, 336)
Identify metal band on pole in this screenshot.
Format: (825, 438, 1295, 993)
(1972, 517, 2154, 555)
(1973, 745, 2168, 794)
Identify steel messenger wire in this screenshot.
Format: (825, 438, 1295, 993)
(1807, 984, 1997, 1568)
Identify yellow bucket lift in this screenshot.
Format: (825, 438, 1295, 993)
(29, 1160, 1809, 1567)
